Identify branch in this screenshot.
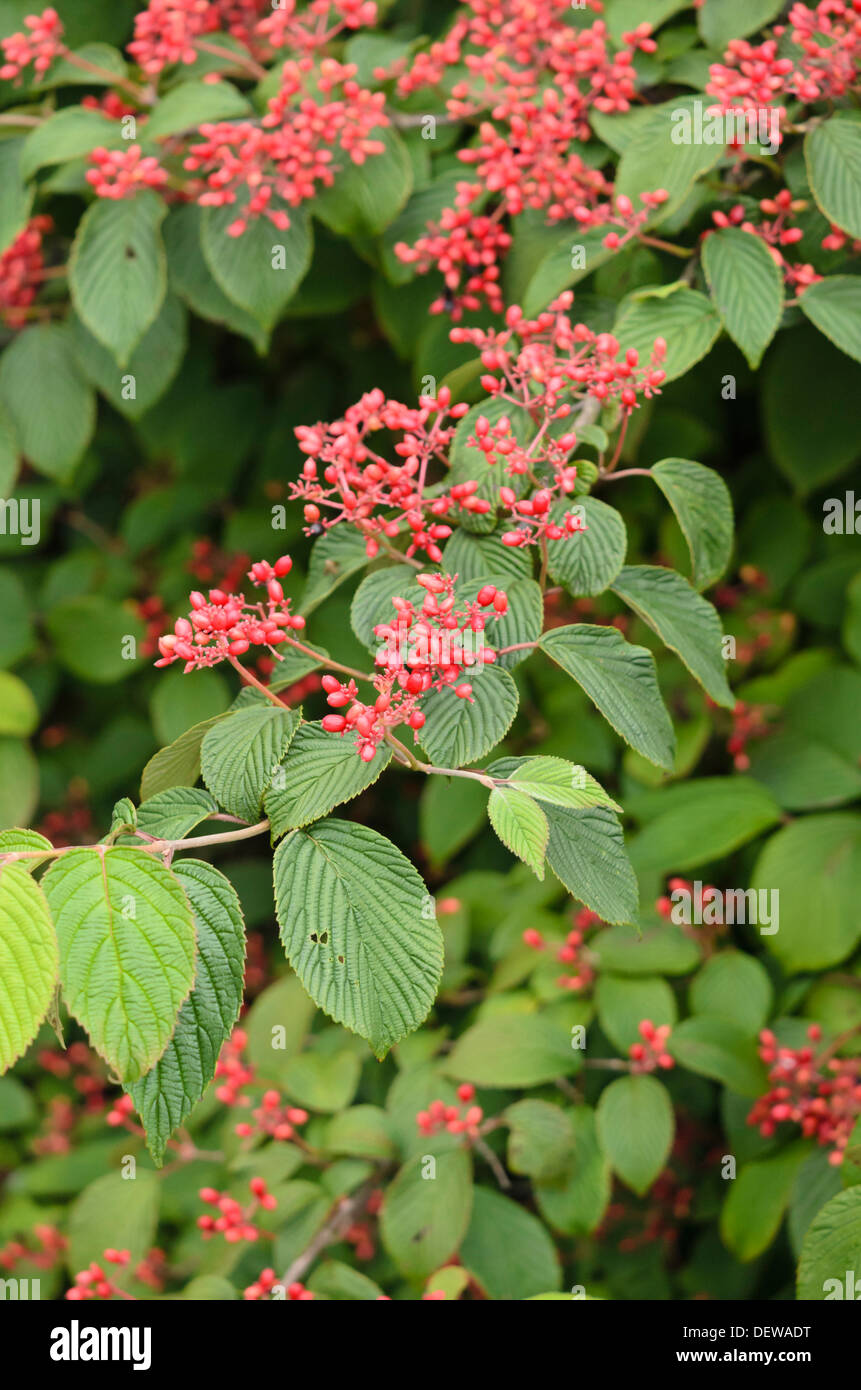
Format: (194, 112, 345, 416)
(0, 819, 272, 866)
(281, 1179, 379, 1288)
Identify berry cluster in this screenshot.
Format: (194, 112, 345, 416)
(749, 1025, 861, 1164)
(234, 1089, 309, 1143)
(389, 6, 658, 312)
(244, 1269, 314, 1300)
(321, 573, 507, 759)
(417, 1084, 483, 1137)
(523, 906, 602, 993)
(66, 1249, 133, 1302)
(1, 1224, 65, 1273)
(0, 216, 52, 329)
(85, 146, 169, 200)
(629, 1019, 675, 1074)
(197, 1178, 277, 1243)
(0, 6, 64, 81)
(184, 58, 387, 235)
(155, 555, 304, 671)
(292, 385, 469, 561)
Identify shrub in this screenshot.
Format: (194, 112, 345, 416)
(0, 0, 859, 1305)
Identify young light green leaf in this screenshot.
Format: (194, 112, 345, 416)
(128, 860, 246, 1165)
(596, 1073, 674, 1195)
(418, 665, 518, 769)
(0, 864, 58, 1073)
(702, 227, 784, 370)
(668, 1017, 767, 1097)
(539, 623, 676, 770)
(273, 819, 443, 1058)
(444, 1012, 580, 1087)
(506, 1099, 575, 1182)
(651, 458, 734, 591)
(264, 722, 391, 836)
(42, 848, 196, 1083)
(506, 756, 622, 813)
(611, 565, 735, 707)
(200, 705, 301, 822)
(488, 784, 549, 877)
(69, 192, 167, 366)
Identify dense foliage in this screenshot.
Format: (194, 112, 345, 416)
(0, 0, 859, 1304)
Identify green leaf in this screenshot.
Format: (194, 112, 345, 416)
(0, 669, 37, 736)
(762, 325, 861, 494)
(201, 204, 312, 334)
(507, 756, 622, 813)
(323, 1105, 396, 1162)
(702, 227, 783, 369)
(273, 819, 443, 1058)
(67, 1171, 159, 1285)
(45, 596, 144, 683)
(128, 861, 245, 1164)
(444, 1013, 580, 1088)
(460, 1186, 561, 1300)
(628, 777, 781, 873)
(144, 79, 250, 138)
(596, 1073, 674, 1195)
(613, 286, 722, 384)
(545, 496, 627, 597)
(668, 1017, 767, 1097)
(264, 722, 391, 836)
(0, 828, 53, 870)
(418, 665, 519, 768)
(593, 923, 701, 976)
(42, 847, 196, 1083)
(140, 714, 227, 802)
(307, 1260, 385, 1301)
(651, 458, 734, 590)
(540, 623, 675, 770)
(200, 705, 300, 822)
(380, 1148, 473, 1280)
(0, 137, 32, 256)
(70, 294, 188, 420)
(419, 775, 488, 867)
(0, 738, 38, 830)
(806, 115, 861, 240)
(442, 529, 533, 585)
(753, 813, 861, 972)
(164, 204, 267, 351)
(595, 974, 677, 1052)
(506, 1099, 575, 1181)
(135, 787, 218, 841)
(350, 564, 419, 649)
(543, 803, 639, 926)
(615, 96, 723, 226)
(0, 864, 57, 1073)
(698, 0, 784, 46)
(689, 951, 773, 1033)
(69, 192, 167, 367)
(300, 525, 370, 614)
(798, 276, 861, 365)
(0, 325, 95, 482)
(314, 127, 413, 236)
(488, 784, 548, 877)
(612, 565, 735, 707)
(19, 107, 122, 179)
(283, 1048, 361, 1113)
(534, 1105, 611, 1236)
(508, 222, 615, 321)
(721, 1143, 810, 1262)
(797, 1187, 861, 1299)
